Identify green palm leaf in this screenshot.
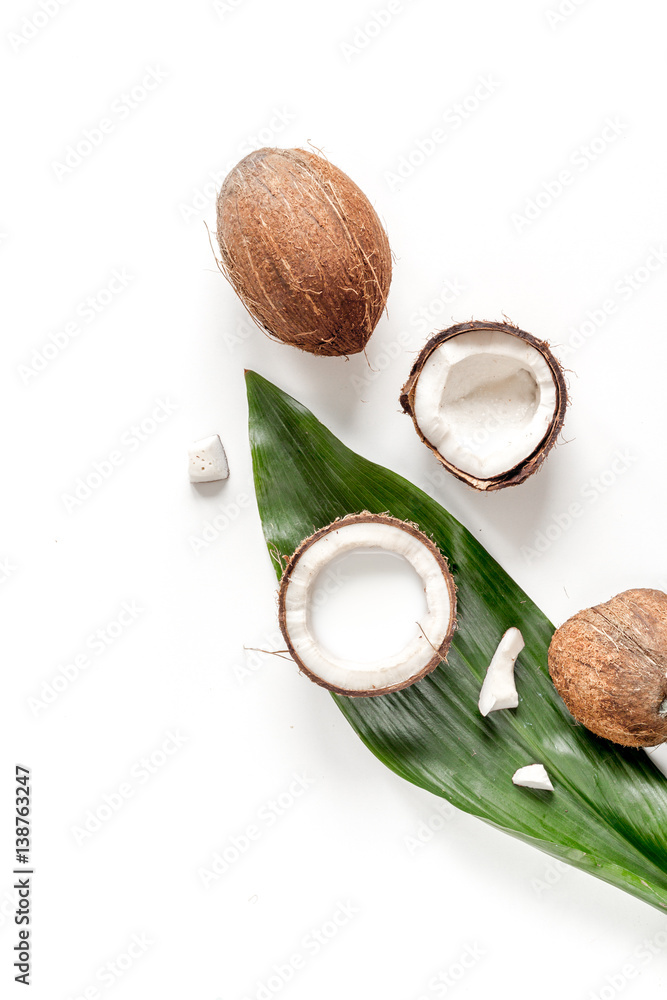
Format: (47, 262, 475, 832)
(246, 370, 667, 911)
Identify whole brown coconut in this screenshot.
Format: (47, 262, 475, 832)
(216, 147, 392, 357)
(548, 589, 667, 747)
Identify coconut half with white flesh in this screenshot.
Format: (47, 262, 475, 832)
(278, 513, 457, 697)
(400, 321, 568, 491)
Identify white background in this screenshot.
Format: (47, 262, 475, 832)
(3, 0, 667, 998)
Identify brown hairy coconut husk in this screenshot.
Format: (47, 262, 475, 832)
(400, 320, 568, 491)
(548, 589, 667, 747)
(277, 512, 456, 697)
(216, 148, 392, 357)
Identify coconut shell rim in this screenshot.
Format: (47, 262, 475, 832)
(277, 511, 457, 697)
(399, 320, 569, 492)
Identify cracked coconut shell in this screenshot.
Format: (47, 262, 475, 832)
(216, 147, 392, 357)
(548, 589, 667, 747)
(400, 320, 568, 491)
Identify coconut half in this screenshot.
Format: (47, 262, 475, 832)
(278, 513, 456, 696)
(400, 321, 568, 491)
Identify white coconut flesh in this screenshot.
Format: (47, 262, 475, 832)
(413, 330, 558, 480)
(282, 521, 454, 694)
(512, 764, 554, 791)
(310, 549, 427, 663)
(644, 744, 667, 778)
(478, 627, 524, 716)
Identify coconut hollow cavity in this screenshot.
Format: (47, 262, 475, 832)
(216, 147, 392, 357)
(278, 513, 456, 696)
(548, 589, 667, 748)
(400, 321, 568, 491)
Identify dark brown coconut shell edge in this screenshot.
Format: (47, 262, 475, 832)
(277, 512, 457, 697)
(399, 320, 568, 492)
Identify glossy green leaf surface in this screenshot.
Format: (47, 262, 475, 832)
(247, 370, 667, 911)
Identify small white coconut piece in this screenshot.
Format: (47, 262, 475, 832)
(644, 744, 667, 778)
(512, 764, 554, 791)
(188, 435, 229, 483)
(278, 513, 457, 697)
(478, 627, 524, 716)
(400, 321, 568, 491)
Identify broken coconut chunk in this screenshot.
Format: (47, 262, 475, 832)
(644, 744, 667, 779)
(400, 321, 567, 491)
(188, 435, 229, 483)
(478, 627, 524, 716)
(512, 764, 554, 791)
(278, 512, 457, 697)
